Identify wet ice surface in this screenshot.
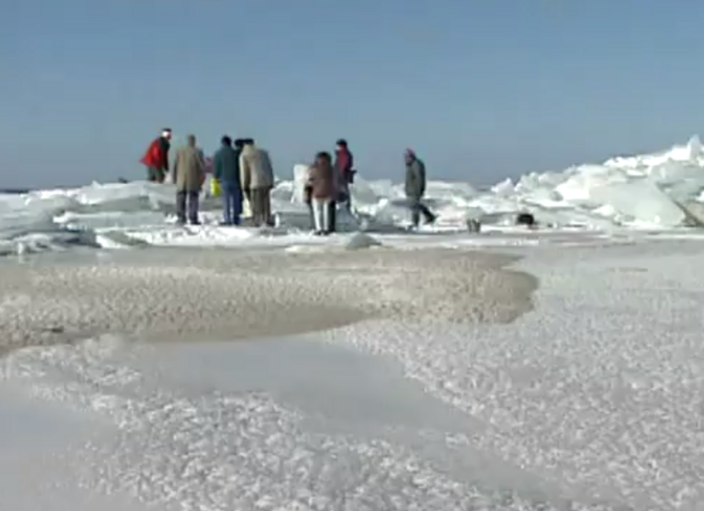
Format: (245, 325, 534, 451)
(2, 241, 704, 510)
(0, 384, 153, 511)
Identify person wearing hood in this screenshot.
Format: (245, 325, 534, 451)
(404, 148, 436, 228)
(307, 151, 335, 235)
(213, 135, 243, 225)
(173, 134, 205, 225)
(239, 138, 275, 227)
(140, 128, 172, 182)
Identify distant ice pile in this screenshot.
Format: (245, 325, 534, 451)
(1, 136, 704, 255)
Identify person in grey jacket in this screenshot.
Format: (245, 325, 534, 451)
(404, 148, 436, 228)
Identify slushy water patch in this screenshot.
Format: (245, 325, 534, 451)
(1, 333, 614, 510)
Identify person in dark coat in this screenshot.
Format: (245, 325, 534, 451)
(334, 139, 355, 202)
(404, 148, 436, 228)
(140, 128, 171, 182)
(213, 135, 243, 225)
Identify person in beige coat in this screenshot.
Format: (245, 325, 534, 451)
(239, 138, 275, 226)
(173, 134, 205, 225)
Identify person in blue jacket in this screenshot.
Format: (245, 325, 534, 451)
(213, 135, 243, 225)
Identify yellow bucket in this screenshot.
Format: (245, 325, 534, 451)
(210, 177, 221, 197)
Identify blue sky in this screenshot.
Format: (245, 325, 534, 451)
(2, 0, 704, 188)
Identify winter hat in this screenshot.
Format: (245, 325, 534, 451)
(404, 148, 415, 157)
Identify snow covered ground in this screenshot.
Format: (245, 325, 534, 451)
(2, 239, 703, 510)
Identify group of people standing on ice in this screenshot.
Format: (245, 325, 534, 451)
(140, 129, 436, 231)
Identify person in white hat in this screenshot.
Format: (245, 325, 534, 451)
(140, 128, 172, 182)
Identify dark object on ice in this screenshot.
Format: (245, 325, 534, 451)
(466, 218, 482, 233)
(117, 177, 128, 183)
(516, 212, 536, 226)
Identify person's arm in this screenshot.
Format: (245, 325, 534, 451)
(262, 150, 275, 187)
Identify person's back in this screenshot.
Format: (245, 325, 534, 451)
(308, 158, 334, 201)
(239, 139, 274, 226)
(240, 143, 274, 190)
(307, 152, 335, 234)
(214, 136, 243, 225)
(173, 134, 204, 225)
(141, 128, 172, 182)
(214, 144, 240, 184)
(175, 144, 204, 192)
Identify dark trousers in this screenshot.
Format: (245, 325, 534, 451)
(408, 197, 435, 227)
(328, 201, 337, 232)
(221, 181, 242, 225)
(147, 167, 165, 183)
(248, 188, 272, 227)
(176, 191, 200, 224)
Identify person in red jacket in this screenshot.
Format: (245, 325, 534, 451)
(140, 128, 172, 183)
(330, 139, 355, 231)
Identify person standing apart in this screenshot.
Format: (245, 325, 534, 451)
(140, 128, 172, 182)
(404, 148, 436, 229)
(333, 139, 355, 207)
(239, 138, 275, 227)
(307, 152, 335, 235)
(173, 134, 205, 225)
(213, 136, 243, 225)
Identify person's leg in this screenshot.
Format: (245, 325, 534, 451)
(175, 191, 187, 224)
(419, 202, 436, 223)
(322, 198, 332, 234)
(328, 201, 337, 233)
(312, 199, 324, 233)
(408, 198, 421, 228)
(306, 200, 315, 230)
(232, 189, 243, 226)
(188, 191, 200, 224)
(147, 167, 158, 182)
(249, 188, 262, 226)
(261, 189, 273, 226)
(221, 182, 233, 225)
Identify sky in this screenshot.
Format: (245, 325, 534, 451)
(2, 0, 704, 189)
